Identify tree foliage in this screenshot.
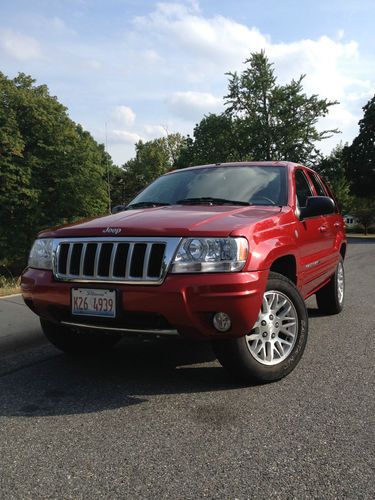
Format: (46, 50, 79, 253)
(0, 72, 112, 273)
(181, 51, 338, 167)
(119, 133, 186, 204)
(315, 144, 353, 213)
(352, 198, 375, 235)
(344, 94, 375, 197)
(177, 114, 238, 167)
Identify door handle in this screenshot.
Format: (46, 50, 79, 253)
(319, 225, 328, 232)
(334, 222, 341, 228)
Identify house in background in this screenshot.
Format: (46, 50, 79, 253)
(344, 214, 360, 227)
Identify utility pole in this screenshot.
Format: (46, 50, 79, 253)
(105, 122, 111, 213)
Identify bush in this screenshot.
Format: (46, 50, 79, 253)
(345, 225, 363, 234)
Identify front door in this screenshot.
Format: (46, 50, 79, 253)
(294, 169, 336, 297)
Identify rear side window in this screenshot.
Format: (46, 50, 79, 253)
(295, 170, 313, 208)
(319, 177, 339, 212)
(309, 172, 327, 196)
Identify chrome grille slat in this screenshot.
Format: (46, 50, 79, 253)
(93, 243, 102, 278)
(108, 243, 117, 279)
(66, 244, 73, 275)
(125, 243, 135, 278)
(143, 243, 152, 278)
(52, 237, 181, 285)
(79, 243, 87, 276)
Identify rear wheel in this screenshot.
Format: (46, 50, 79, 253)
(316, 258, 345, 315)
(212, 272, 308, 383)
(40, 319, 121, 354)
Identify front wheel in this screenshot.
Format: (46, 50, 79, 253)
(40, 319, 121, 354)
(212, 272, 308, 383)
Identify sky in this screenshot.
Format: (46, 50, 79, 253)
(1, 0, 374, 166)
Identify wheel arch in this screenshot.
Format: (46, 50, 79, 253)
(340, 242, 347, 260)
(269, 254, 297, 285)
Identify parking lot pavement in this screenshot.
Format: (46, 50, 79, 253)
(0, 240, 374, 499)
(0, 295, 44, 354)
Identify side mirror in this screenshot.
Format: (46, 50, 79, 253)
(300, 196, 335, 219)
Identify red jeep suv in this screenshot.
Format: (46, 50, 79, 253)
(21, 162, 346, 382)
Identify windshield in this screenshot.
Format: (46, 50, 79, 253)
(129, 165, 287, 207)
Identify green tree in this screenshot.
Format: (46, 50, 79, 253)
(121, 133, 186, 203)
(109, 164, 127, 207)
(182, 51, 339, 167)
(352, 198, 375, 235)
(0, 72, 110, 273)
(177, 114, 238, 167)
(316, 144, 353, 213)
(344, 94, 375, 197)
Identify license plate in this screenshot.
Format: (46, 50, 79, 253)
(71, 288, 116, 318)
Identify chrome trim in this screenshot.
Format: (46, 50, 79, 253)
(108, 243, 117, 278)
(52, 237, 181, 285)
(142, 243, 152, 278)
(79, 243, 87, 276)
(66, 244, 73, 275)
(61, 321, 179, 336)
(125, 242, 134, 278)
(93, 243, 101, 278)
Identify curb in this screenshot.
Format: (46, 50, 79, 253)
(0, 293, 22, 300)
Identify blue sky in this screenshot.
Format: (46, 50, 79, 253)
(1, 0, 374, 165)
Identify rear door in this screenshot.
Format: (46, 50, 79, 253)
(309, 169, 344, 264)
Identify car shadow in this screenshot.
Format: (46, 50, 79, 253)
(307, 307, 326, 318)
(0, 337, 257, 418)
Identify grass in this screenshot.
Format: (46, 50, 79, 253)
(0, 275, 20, 297)
(346, 233, 375, 239)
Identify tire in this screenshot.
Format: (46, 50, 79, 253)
(212, 272, 308, 383)
(316, 257, 345, 315)
(40, 319, 121, 354)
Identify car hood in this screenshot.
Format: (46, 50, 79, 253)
(39, 205, 282, 238)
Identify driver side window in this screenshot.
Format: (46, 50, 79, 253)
(295, 170, 313, 208)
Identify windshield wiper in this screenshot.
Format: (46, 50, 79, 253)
(125, 201, 170, 210)
(176, 197, 251, 206)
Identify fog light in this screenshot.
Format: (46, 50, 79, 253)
(213, 312, 231, 332)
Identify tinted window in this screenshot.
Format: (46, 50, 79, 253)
(295, 170, 313, 208)
(309, 172, 327, 196)
(319, 177, 338, 212)
(130, 166, 288, 206)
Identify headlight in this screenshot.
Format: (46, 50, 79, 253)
(28, 239, 53, 270)
(170, 237, 248, 273)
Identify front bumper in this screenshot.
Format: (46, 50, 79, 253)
(21, 269, 268, 339)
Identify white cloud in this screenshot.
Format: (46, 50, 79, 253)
(0, 29, 41, 60)
(143, 124, 168, 137)
(110, 129, 143, 144)
(142, 49, 164, 63)
(268, 36, 360, 101)
(112, 106, 136, 126)
(166, 91, 222, 120)
(83, 58, 102, 70)
(49, 16, 68, 32)
(134, 4, 266, 66)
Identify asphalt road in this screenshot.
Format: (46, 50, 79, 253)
(0, 295, 44, 353)
(0, 239, 374, 499)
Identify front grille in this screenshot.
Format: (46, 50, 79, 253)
(53, 237, 180, 284)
